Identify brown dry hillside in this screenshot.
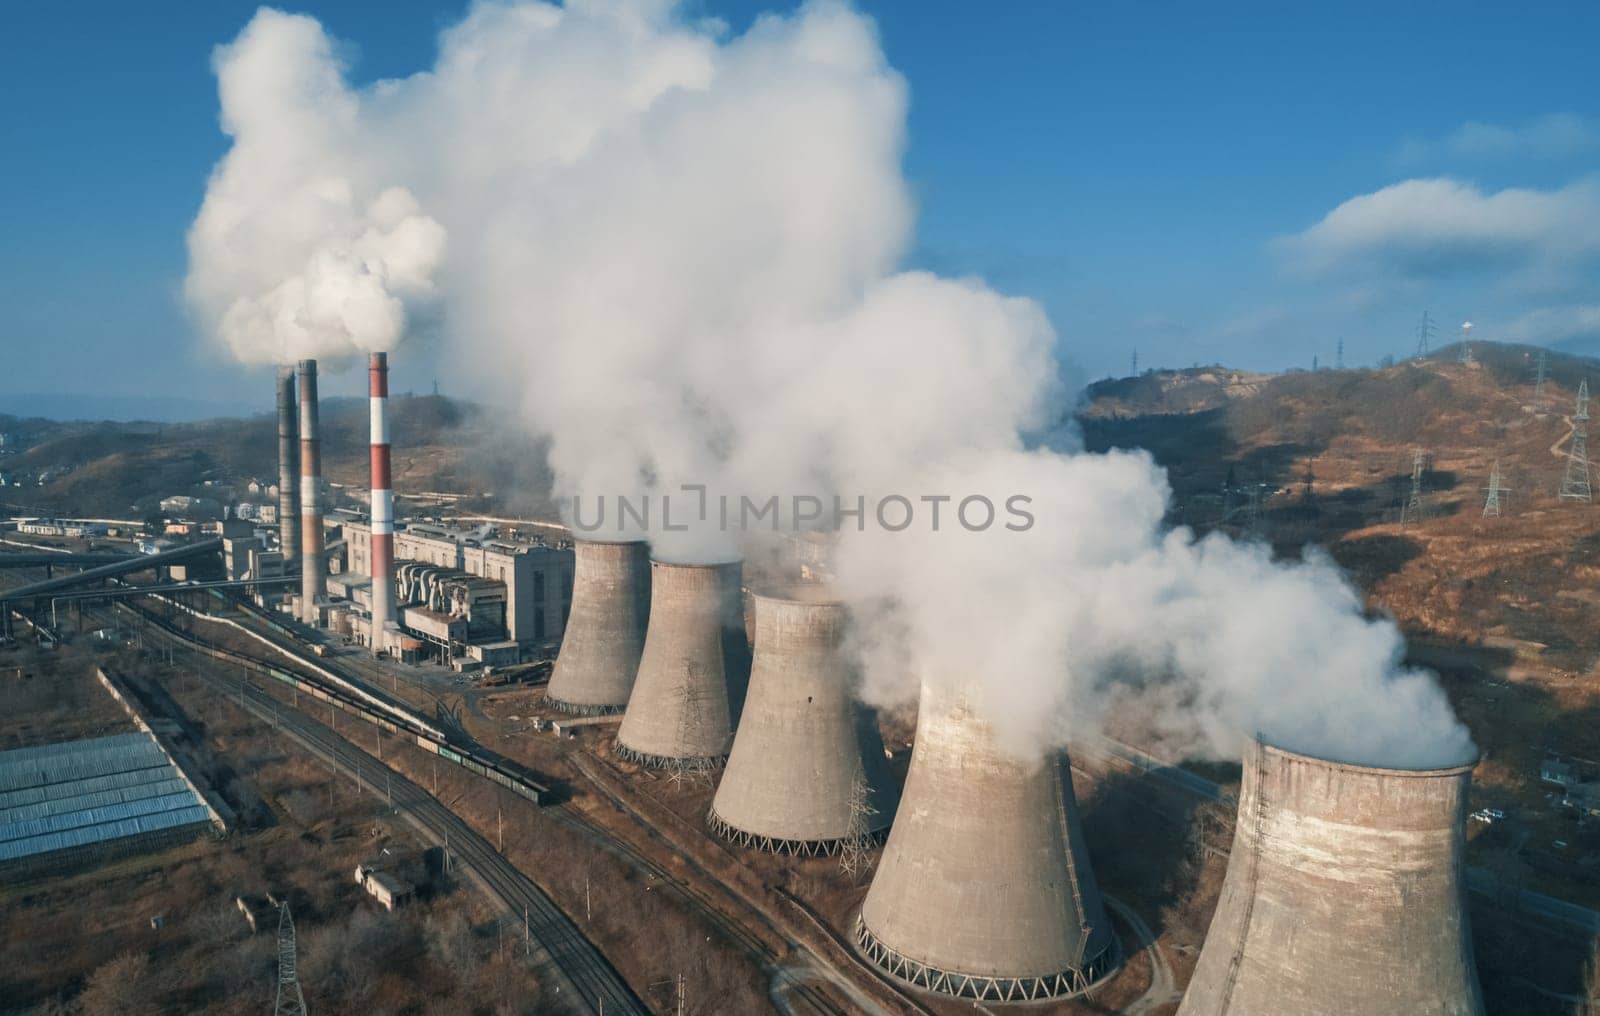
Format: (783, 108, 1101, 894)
(1081, 342, 1600, 744)
(1, 395, 558, 521)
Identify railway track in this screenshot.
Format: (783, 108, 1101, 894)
(43, 588, 647, 1016)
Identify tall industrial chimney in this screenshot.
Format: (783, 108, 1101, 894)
(614, 559, 749, 770)
(276, 367, 300, 564)
(297, 359, 324, 625)
(547, 539, 651, 714)
(707, 587, 898, 854)
(368, 352, 395, 655)
(1178, 739, 1483, 1016)
(854, 683, 1120, 1002)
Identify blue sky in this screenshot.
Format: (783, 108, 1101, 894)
(3, 1, 1598, 418)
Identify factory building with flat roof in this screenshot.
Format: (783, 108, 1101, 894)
(339, 516, 574, 663)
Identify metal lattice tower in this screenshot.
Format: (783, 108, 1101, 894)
(1415, 310, 1436, 360)
(275, 903, 308, 1016)
(1335, 338, 1345, 371)
(1130, 349, 1139, 376)
(1533, 349, 1549, 405)
(1561, 379, 1592, 502)
(1457, 321, 1475, 365)
(1483, 460, 1510, 518)
(1402, 449, 1427, 526)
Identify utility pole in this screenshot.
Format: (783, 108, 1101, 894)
(1561, 379, 1593, 502)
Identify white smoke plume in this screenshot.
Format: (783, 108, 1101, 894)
(186, 10, 445, 365)
(188, 0, 1474, 769)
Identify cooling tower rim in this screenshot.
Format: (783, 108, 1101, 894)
(571, 535, 649, 548)
(1254, 735, 1479, 779)
(749, 583, 843, 606)
(647, 555, 743, 569)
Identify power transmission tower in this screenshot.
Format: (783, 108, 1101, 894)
(1458, 321, 1475, 365)
(1533, 349, 1549, 405)
(1335, 338, 1345, 371)
(1130, 349, 1139, 376)
(275, 903, 308, 1016)
(1483, 459, 1510, 518)
(1415, 311, 1436, 360)
(1402, 449, 1428, 526)
(1561, 379, 1592, 502)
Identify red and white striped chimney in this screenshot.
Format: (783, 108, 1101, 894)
(297, 359, 324, 625)
(369, 352, 395, 654)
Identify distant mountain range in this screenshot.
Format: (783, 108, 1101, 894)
(0, 392, 272, 424)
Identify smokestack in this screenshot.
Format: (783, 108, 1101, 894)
(854, 683, 1120, 1002)
(708, 587, 898, 854)
(276, 367, 300, 564)
(368, 352, 395, 655)
(297, 358, 324, 625)
(547, 539, 651, 714)
(614, 559, 749, 770)
(1178, 739, 1483, 1016)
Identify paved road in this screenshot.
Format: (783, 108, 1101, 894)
(1104, 896, 1180, 1016)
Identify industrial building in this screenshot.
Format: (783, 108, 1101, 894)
(0, 732, 220, 880)
(854, 683, 1120, 1002)
(546, 539, 651, 714)
(1178, 738, 1484, 1016)
(615, 559, 750, 770)
(708, 587, 897, 854)
(337, 516, 573, 664)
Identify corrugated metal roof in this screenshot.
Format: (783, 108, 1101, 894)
(0, 764, 178, 811)
(0, 732, 211, 866)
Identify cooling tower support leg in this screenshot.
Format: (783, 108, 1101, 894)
(851, 915, 1122, 1003)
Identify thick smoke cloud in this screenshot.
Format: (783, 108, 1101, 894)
(188, 0, 1474, 768)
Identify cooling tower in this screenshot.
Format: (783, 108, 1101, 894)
(547, 539, 651, 715)
(1178, 739, 1483, 1016)
(614, 559, 749, 769)
(707, 588, 898, 854)
(854, 683, 1120, 1002)
(368, 352, 394, 655)
(276, 367, 300, 564)
(297, 359, 324, 625)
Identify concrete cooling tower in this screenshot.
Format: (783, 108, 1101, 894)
(854, 684, 1121, 1002)
(615, 559, 749, 770)
(707, 587, 898, 854)
(1178, 738, 1483, 1016)
(546, 539, 651, 715)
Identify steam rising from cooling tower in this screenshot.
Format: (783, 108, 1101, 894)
(297, 359, 324, 625)
(547, 539, 652, 715)
(1178, 738, 1484, 1016)
(708, 588, 897, 854)
(615, 560, 750, 770)
(854, 682, 1120, 1001)
(188, 2, 1474, 772)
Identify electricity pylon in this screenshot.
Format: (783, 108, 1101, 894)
(275, 903, 308, 1016)
(1560, 379, 1592, 502)
(1415, 310, 1436, 360)
(1483, 459, 1510, 518)
(1402, 449, 1427, 526)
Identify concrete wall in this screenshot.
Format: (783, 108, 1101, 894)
(855, 683, 1118, 999)
(547, 540, 650, 714)
(709, 588, 897, 849)
(1178, 739, 1484, 1016)
(615, 560, 749, 767)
